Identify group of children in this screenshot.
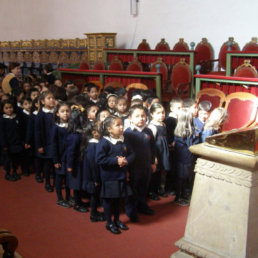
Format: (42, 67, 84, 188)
(0, 67, 228, 234)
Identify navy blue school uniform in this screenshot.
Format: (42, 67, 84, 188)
(164, 114, 177, 146)
(96, 137, 134, 198)
(66, 132, 82, 190)
(201, 129, 217, 143)
(82, 139, 100, 193)
(123, 125, 156, 217)
(193, 117, 204, 137)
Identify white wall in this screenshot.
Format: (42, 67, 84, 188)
(0, 0, 258, 58)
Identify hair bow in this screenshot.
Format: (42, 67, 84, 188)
(72, 105, 85, 113)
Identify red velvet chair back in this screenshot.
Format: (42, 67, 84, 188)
(137, 39, 151, 51)
(196, 88, 226, 111)
(219, 37, 240, 70)
(155, 38, 170, 51)
(109, 56, 123, 71)
(150, 57, 168, 90)
(233, 60, 258, 78)
(222, 92, 258, 131)
(93, 61, 105, 70)
(170, 58, 191, 97)
(194, 38, 214, 67)
(173, 38, 189, 52)
(126, 58, 143, 72)
(79, 61, 90, 70)
(242, 37, 258, 52)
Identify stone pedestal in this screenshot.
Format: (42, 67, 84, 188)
(171, 142, 258, 258)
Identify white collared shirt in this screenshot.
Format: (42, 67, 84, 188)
(90, 98, 98, 103)
(23, 109, 30, 115)
(3, 114, 16, 119)
(89, 138, 99, 143)
(130, 124, 146, 132)
(57, 122, 68, 128)
(33, 110, 39, 115)
(104, 136, 124, 145)
(42, 107, 55, 113)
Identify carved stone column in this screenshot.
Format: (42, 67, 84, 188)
(171, 128, 258, 258)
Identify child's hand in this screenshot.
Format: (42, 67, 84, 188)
(38, 147, 44, 154)
(94, 182, 99, 186)
(155, 157, 158, 165)
(117, 156, 128, 167)
(151, 164, 156, 173)
(54, 163, 61, 169)
(67, 168, 73, 173)
(25, 144, 31, 149)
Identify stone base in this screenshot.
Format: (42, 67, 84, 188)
(171, 250, 193, 258)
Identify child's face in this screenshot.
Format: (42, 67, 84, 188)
(34, 85, 41, 92)
(171, 103, 183, 117)
(30, 91, 39, 101)
(116, 100, 127, 114)
(54, 80, 62, 87)
(57, 105, 70, 123)
(88, 87, 98, 100)
(108, 96, 117, 109)
(11, 66, 20, 77)
(42, 94, 55, 109)
(130, 108, 147, 128)
(92, 130, 100, 140)
(99, 110, 110, 122)
(3, 103, 14, 116)
(152, 107, 165, 123)
(198, 110, 209, 123)
(23, 83, 31, 92)
(88, 106, 99, 121)
(108, 118, 124, 139)
(22, 100, 32, 112)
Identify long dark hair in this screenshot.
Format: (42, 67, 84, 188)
(53, 101, 70, 124)
(67, 107, 87, 134)
(100, 115, 118, 137)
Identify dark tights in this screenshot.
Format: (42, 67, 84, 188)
(55, 174, 70, 201)
(102, 198, 120, 225)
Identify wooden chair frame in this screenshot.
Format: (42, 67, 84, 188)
(233, 59, 258, 78)
(196, 88, 226, 107)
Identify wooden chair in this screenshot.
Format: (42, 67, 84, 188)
(242, 37, 258, 52)
(222, 92, 258, 131)
(196, 88, 226, 111)
(233, 60, 258, 78)
(126, 83, 148, 100)
(79, 61, 90, 70)
(170, 58, 191, 98)
(0, 229, 18, 258)
(104, 81, 124, 89)
(137, 39, 151, 51)
(155, 38, 170, 51)
(126, 58, 143, 72)
(109, 56, 123, 71)
(173, 38, 189, 52)
(194, 38, 214, 73)
(150, 57, 168, 91)
(93, 61, 105, 70)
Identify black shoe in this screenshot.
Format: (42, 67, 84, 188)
(148, 192, 160, 201)
(36, 176, 43, 183)
(66, 197, 75, 206)
(73, 204, 89, 213)
(5, 174, 16, 182)
(168, 190, 176, 196)
(90, 213, 105, 222)
(138, 207, 155, 216)
(129, 215, 139, 222)
(45, 184, 53, 192)
(106, 223, 121, 234)
(22, 171, 30, 177)
(13, 173, 21, 180)
(114, 220, 129, 230)
(158, 189, 168, 198)
(57, 200, 72, 208)
(174, 198, 189, 206)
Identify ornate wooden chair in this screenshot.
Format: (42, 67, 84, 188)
(242, 37, 258, 52)
(79, 61, 90, 70)
(137, 39, 151, 51)
(222, 92, 258, 131)
(150, 57, 168, 91)
(155, 38, 170, 51)
(126, 83, 148, 100)
(109, 56, 123, 71)
(104, 81, 124, 89)
(170, 58, 191, 98)
(196, 88, 226, 111)
(173, 38, 189, 52)
(93, 61, 105, 70)
(194, 38, 214, 73)
(233, 60, 258, 78)
(0, 229, 18, 258)
(126, 57, 143, 72)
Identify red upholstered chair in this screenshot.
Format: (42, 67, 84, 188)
(233, 60, 258, 78)
(79, 61, 90, 70)
(242, 37, 258, 52)
(109, 56, 123, 71)
(93, 61, 105, 70)
(196, 88, 226, 111)
(222, 92, 258, 132)
(150, 57, 168, 91)
(173, 38, 189, 52)
(126, 58, 143, 72)
(137, 39, 151, 51)
(194, 38, 214, 73)
(155, 38, 170, 51)
(170, 58, 191, 98)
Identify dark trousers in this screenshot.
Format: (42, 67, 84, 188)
(102, 198, 120, 225)
(55, 174, 70, 201)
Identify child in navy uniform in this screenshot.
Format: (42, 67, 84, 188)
(124, 104, 156, 221)
(66, 106, 88, 213)
(82, 123, 105, 222)
(96, 115, 134, 234)
(51, 102, 72, 208)
(34, 91, 56, 192)
(0, 100, 24, 181)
